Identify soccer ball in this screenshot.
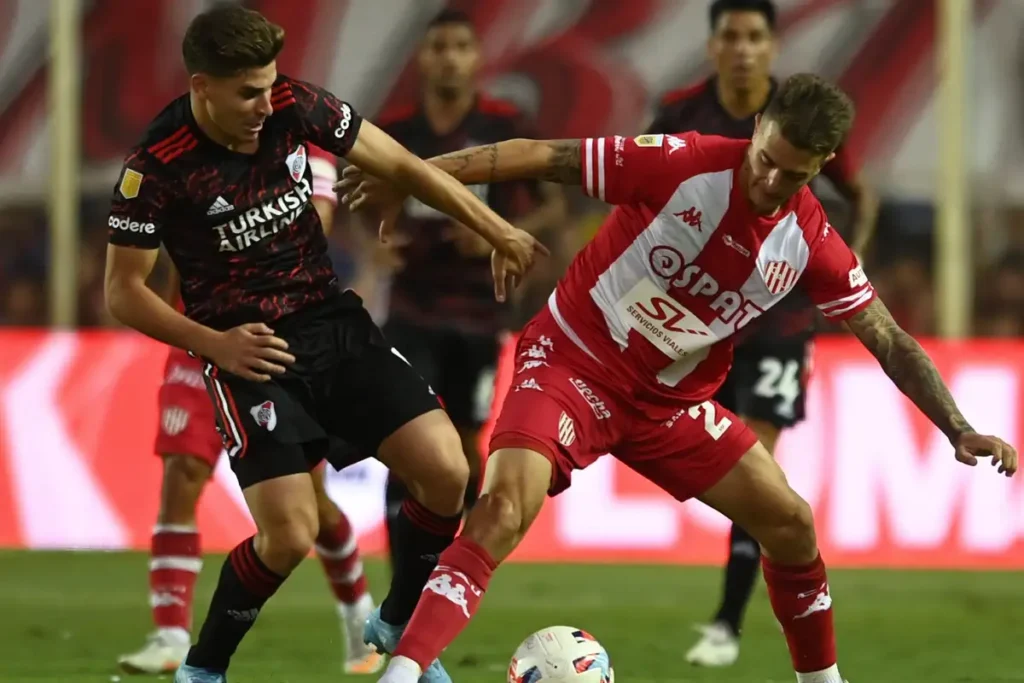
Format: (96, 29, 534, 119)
(507, 626, 614, 683)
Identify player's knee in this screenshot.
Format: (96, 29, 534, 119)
(164, 453, 213, 487)
(760, 493, 817, 564)
(258, 515, 318, 573)
(408, 432, 470, 516)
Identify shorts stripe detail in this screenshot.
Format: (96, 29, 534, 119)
(203, 363, 247, 458)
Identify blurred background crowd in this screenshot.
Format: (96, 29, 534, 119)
(1, 0, 1022, 339)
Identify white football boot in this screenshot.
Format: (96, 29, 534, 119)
(684, 622, 740, 667)
(118, 629, 190, 674)
(339, 594, 386, 674)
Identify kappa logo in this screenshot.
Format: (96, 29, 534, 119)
(285, 145, 307, 183)
(666, 135, 687, 154)
(250, 400, 277, 431)
(674, 207, 703, 231)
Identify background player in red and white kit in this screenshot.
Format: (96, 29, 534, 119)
(373, 9, 567, 563)
(341, 74, 1017, 683)
(104, 7, 546, 683)
(644, 0, 879, 664)
(117, 145, 382, 676)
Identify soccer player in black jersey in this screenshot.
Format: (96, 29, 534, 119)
(645, 0, 878, 666)
(103, 7, 545, 683)
(374, 9, 567, 568)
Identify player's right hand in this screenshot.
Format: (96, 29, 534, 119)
(953, 431, 1018, 477)
(495, 227, 549, 275)
(209, 323, 295, 382)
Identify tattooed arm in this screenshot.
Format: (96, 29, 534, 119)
(845, 299, 973, 441)
(426, 139, 583, 186)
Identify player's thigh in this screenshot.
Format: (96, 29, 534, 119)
(622, 399, 758, 504)
(155, 383, 223, 470)
(697, 441, 816, 562)
(489, 356, 619, 499)
(202, 365, 325, 491)
(322, 343, 466, 512)
(243, 471, 319, 568)
(733, 339, 811, 432)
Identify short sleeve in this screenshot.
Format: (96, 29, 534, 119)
(580, 133, 693, 206)
(307, 144, 338, 205)
(288, 78, 363, 158)
(802, 209, 876, 320)
(107, 152, 169, 250)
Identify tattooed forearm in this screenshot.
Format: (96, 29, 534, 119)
(846, 299, 974, 440)
(429, 139, 582, 186)
(538, 140, 582, 184)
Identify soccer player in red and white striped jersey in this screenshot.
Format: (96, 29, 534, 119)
(341, 73, 1016, 683)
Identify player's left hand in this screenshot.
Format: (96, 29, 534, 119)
(336, 166, 405, 213)
(490, 228, 549, 302)
(953, 432, 1017, 476)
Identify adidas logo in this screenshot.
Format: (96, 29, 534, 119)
(206, 196, 234, 216)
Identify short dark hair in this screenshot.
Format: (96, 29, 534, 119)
(762, 73, 854, 156)
(427, 9, 475, 32)
(709, 0, 777, 32)
(182, 5, 285, 77)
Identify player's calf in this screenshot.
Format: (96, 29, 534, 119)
(184, 472, 317, 672)
(382, 448, 551, 683)
(376, 411, 469, 628)
(700, 444, 843, 683)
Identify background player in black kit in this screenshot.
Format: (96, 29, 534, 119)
(645, 0, 879, 667)
(103, 7, 546, 683)
(375, 9, 567, 562)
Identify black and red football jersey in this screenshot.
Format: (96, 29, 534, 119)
(107, 76, 361, 330)
(378, 97, 541, 334)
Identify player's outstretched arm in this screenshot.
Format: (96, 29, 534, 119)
(428, 139, 583, 185)
(845, 299, 1018, 475)
(337, 139, 581, 213)
(345, 121, 548, 280)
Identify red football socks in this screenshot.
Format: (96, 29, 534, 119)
(393, 536, 498, 669)
(762, 553, 839, 677)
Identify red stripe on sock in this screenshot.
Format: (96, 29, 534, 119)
(401, 498, 461, 536)
(150, 529, 201, 632)
(316, 516, 367, 604)
(152, 529, 200, 557)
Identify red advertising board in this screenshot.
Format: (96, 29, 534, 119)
(0, 330, 1021, 568)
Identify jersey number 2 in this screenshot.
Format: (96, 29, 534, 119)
(688, 401, 732, 441)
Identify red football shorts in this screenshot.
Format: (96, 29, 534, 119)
(154, 349, 223, 467)
(490, 307, 757, 499)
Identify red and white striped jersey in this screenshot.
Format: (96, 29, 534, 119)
(549, 132, 874, 407)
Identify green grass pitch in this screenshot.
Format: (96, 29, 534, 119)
(2, 550, 1021, 682)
